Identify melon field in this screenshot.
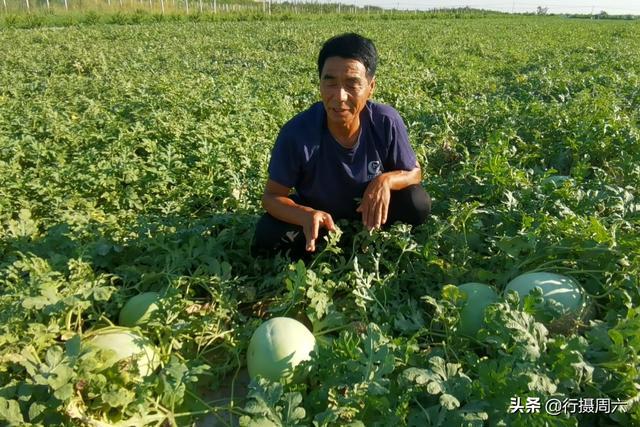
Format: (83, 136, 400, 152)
(1, 12, 640, 426)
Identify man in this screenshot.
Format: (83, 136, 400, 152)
(252, 33, 431, 258)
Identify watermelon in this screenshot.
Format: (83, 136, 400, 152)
(86, 328, 160, 378)
(119, 292, 160, 327)
(457, 283, 499, 336)
(246, 317, 316, 382)
(504, 272, 588, 333)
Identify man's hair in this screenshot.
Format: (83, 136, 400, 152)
(317, 33, 378, 80)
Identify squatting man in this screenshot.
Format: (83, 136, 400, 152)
(252, 33, 431, 259)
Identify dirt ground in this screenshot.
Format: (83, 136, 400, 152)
(195, 367, 251, 427)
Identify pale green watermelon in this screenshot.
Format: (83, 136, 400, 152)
(458, 282, 499, 336)
(504, 272, 588, 333)
(247, 317, 316, 382)
(118, 292, 160, 327)
(86, 328, 160, 377)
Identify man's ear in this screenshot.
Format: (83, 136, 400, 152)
(368, 77, 376, 97)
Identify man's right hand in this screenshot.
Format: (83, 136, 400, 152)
(303, 210, 335, 252)
(262, 179, 336, 253)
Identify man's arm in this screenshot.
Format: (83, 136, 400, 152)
(262, 179, 336, 252)
(357, 163, 422, 230)
(377, 165, 422, 190)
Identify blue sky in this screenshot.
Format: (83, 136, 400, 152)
(327, 0, 640, 14)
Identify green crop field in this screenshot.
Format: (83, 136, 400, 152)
(1, 12, 639, 426)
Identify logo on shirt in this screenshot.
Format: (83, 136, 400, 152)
(367, 160, 382, 180)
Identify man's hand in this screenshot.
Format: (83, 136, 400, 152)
(262, 179, 338, 252)
(357, 174, 391, 230)
(303, 210, 336, 252)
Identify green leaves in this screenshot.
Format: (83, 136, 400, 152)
(481, 299, 549, 361)
(240, 379, 306, 427)
(0, 397, 24, 425)
(103, 386, 135, 408)
(400, 356, 473, 410)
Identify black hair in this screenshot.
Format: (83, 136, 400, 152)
(317, 33, 378, 80)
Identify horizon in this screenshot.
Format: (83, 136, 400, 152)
(278, 0, 640, 15)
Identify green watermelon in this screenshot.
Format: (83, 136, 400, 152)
(457, 283, 499, 336)
(119, 292, 160, 327)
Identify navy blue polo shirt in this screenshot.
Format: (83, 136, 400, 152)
(268, 101, 417, 220)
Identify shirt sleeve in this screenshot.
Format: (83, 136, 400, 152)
(267, 129, 299, 189)
(385, 112, 417, 171)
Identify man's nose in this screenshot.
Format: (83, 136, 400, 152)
(338, 86, 348, 102)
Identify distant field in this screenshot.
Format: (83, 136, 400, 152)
(1, 15, 639, 426)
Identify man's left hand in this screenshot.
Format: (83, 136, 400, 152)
(357, 174, 391, 230)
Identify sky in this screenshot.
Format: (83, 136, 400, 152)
(329, 0, 640, 15)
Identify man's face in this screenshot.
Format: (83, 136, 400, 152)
(319, 56, 375, 128)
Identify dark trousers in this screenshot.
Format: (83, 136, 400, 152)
(251, 185, 431, 259)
